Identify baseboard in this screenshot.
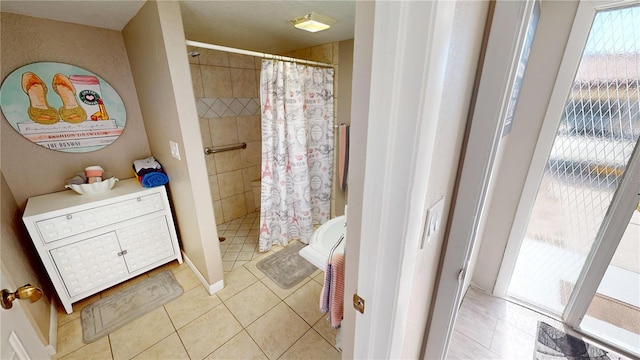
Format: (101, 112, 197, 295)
(46, 298, 57, 356)
(181, 251, 224, 295)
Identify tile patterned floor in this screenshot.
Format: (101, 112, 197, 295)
(52, 213, 340, 360)
(448, 287, 632, 360)
(52, 211, 628, 360)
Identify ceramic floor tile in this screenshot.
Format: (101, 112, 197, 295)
(242, 243, 257, 252)
(146, 259, 189, 277)
(489, 319, 537, 359)
(279, 329, 341, 360)
(59, 336, 112, 360)
(172, 267, 202, 293)
(227, 244, 243, 252)
(57, 293, 101, 327)
(260, 274, 311, 300)
(246, 302, 310, 360)
(178, 304, 243, 359)
(233, 260, 249, 269)
(448, 330, 501, 360)
(455, 299, 499, 348)
(108, 306, 175, 360)
(54, 319, 85, 358)
(313, 316, 339, 348)
(223, 261, 235, 272)
(284, 280, 324, 325)
(237, 251, 254, 261)
(313, 271, 326, 286)
(131, 333, 190, 360)
(223, 251, 239, 261)
(244, 258, 268, 280)
(216, 266, 259, 301)
(204, 330, 268, 360)
(164, 285, 222, 329)
(225, 281, 280, 327)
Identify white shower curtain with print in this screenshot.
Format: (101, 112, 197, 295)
(259, 60, 334, 252)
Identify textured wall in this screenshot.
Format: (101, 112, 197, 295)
(124, 1, 224, 286)
(0, 12, 150, 208)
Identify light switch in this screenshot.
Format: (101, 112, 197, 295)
(421, 197, 444, 249)
(170, 141, 181, 160)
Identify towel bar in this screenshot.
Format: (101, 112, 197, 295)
(204, 143, 247, 155)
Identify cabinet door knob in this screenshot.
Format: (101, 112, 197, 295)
(117, 250, 128, 256)
(66, 214, 73, 220)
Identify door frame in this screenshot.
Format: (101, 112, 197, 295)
(423, 1, 539, 358)
(345, 1, 458, 358)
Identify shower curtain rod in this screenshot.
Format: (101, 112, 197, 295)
(186, 40, 334, 68)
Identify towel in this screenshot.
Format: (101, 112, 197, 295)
(139, 171, 169, 188)
(133, 156, 162, 173)
(320, 262, 332, 313)
(133, 156, 169, 188)
(329, 253, 345, 329)
(338, 124, 350, 191)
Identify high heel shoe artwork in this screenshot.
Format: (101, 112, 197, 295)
(2, 61, 127, 153)
(21, 72, 59, 125)
(52, 73, 87, 123)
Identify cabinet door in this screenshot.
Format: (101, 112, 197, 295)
(50, 232, 128, 298)
(116, 216, 175, 273)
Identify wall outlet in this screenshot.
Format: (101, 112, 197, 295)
(170, 141, 181, 160)
(421, 197, 445, 249)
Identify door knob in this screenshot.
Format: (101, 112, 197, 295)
(1, 284, 43, 309)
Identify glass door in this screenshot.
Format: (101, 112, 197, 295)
(580, 206, 640, 353)
(499, 1, 640, 356)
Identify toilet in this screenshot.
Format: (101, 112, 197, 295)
(299, 214, 346, 271)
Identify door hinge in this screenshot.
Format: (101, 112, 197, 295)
(353, 293, 365, 314)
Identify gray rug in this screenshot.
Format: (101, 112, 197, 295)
(534, 322, 623, 359)
(257, 241, 317, 289)
(81, 271, 183, 343)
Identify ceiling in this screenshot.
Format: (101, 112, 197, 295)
(0, 0, 356, 55)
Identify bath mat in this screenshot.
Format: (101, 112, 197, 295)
(81, 271, 183, 343)
(256, 241, 317, 289)
(534, 321, 623, 359)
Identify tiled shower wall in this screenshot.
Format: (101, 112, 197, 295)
(188, 42, 342, 225)
(188, 48, 262, 224)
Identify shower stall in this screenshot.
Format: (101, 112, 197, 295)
(186, 40, 351, 231)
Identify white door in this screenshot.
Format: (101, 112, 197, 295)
(0, 269, 50, 360)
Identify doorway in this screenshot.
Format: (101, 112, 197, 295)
(497, 1, 640, 356)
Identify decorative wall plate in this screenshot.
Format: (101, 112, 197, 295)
(0, 62, 126, 153)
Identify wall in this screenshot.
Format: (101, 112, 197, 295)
(398, 2, 489, 357)
(188, 48, 262, 224)
(123, 1, 224, 288)
(471, 1, 580, 292)
(0, 173, 53, 347)
(190, 40, 354, 224)
(0, 12, 151, 209)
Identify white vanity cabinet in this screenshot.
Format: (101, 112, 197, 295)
(22, 178, 182, 314)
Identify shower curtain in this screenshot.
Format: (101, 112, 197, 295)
(259, 60, 334, 251)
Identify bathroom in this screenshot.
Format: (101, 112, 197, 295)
(1, 1, 353, 358)
(1, 0, 506, 358)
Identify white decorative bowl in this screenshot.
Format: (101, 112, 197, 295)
(65, 177, 119, 195)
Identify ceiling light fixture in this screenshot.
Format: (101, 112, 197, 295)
(289, 11, 336, 33)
